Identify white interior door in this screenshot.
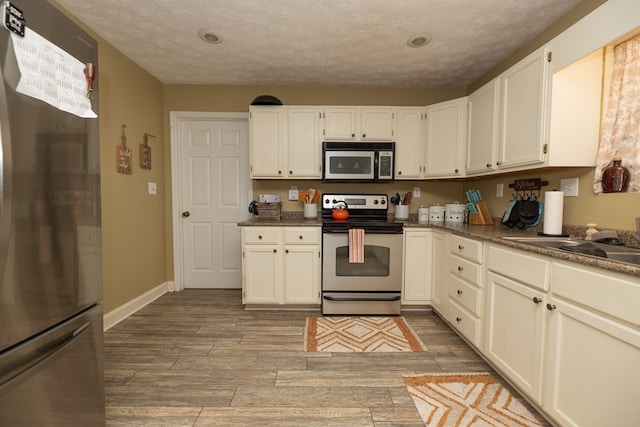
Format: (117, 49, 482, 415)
(173, 113, 250, 289)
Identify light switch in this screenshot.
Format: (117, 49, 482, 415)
(496, 183, 504, 198)
(148, 182, 157, 195)
(288, 186, 299, 201)
(560, 178, 579, 197)
(413, 187, 421, 198)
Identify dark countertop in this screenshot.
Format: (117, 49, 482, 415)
(239, 214, 640, 278)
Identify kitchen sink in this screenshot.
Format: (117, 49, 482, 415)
(502, 236, 640, 266)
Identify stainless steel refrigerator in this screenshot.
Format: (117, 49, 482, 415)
(0, 0, 104, 425)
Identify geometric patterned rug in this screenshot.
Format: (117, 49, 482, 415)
(404, 373, 548, 427)
(304, 316, 426, 352)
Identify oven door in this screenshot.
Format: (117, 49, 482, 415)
(322, 229, 402, 292)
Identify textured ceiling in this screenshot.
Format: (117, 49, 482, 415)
(55, 0, 582, 88)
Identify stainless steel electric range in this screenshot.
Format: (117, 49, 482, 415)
(321, 193, 403, 315)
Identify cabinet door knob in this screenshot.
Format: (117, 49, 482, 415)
(457, 266, 464, 272)
(289, 170, 293, 175)
(457, 289, 463, 295)
(278, 170, 282, 175)
(398, 170, 402, 175)
(533, 297, 542, 304)
(496, 161, 502, 166)
(258, 235, 262, 239)
(458, 245, 464, 250)
(285, 249, 289, 254)
(273, 249, 277, 253)
(454, 168, 459, 173)
(546, 303, 557, 311)
(362, 133, 366, 138)
(299, 235, 303, 240)
(456, 317, 462, 322)
(486, 163, 492, 168)
(351, 133, 355, 138)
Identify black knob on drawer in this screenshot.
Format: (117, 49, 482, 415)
(457, 266, 463, 272)
(456, 317, 462, 322)
(546, 303, 557, 311)
(457, 289, 463, 295)
(533, 297, 542, 304)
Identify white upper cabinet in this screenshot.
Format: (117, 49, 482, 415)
(359, 107, 395, 141)
(466, 41, 603, 177)
(287, 107, 323, 178)
(394, 107, 425, 179)
(249, 106, 287, 178)
(425, 97, 467, 178)
(323, 107, 395, 141)
(323, 107, 358, 140)
(498, 45, 550, 170)
(466, 79, 500, 175)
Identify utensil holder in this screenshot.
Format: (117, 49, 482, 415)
(394, 205, 409, 220)
(303, 204, 318, 219)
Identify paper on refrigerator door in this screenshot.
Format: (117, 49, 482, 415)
(7, 27, 97, 118)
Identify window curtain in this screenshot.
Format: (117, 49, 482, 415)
(593, 33, 640, 193)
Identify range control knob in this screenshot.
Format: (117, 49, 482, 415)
(373, 200, 379, 204)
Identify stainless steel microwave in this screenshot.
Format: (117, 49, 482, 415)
(322, 141, 394, 182)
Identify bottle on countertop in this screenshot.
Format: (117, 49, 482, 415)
(602, 158, 629, 193)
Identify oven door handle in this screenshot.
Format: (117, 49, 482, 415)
(322, 228, 402, 234)
(323, 295, 401, 302)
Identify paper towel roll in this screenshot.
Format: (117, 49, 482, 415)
(543, 191, 564, 235)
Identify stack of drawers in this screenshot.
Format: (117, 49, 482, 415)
(448, 234, 483, 347)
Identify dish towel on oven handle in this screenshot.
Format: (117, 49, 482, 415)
(349, 228, 365, 263)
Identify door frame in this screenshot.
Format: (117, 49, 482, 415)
(169, 111, 250, 291)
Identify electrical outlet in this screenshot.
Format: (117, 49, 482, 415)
(288, 186, 299, 201)
(496, 183, 504, 198)
(560, 178, 579, 197)
(413, 187, 421, 198)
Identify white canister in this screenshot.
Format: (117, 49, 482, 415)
(445, 203, 466, 223)
(429, 205, 445, 222)
(418, 206, 430, 224)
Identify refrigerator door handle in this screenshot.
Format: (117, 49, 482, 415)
(0, 63, 13, 289)
(0, 322, 91, 390)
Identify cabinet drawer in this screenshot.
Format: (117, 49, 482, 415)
(449, 275, 481, 316)
(451, 235, 483, 263)
(284, 227, 321, 244)
(552, 262, 640, 327)
(449, 254, 482, 285)
(449, 301, 480, 347)
(488, 245, 550, 291)
(243, 227, 282, 244)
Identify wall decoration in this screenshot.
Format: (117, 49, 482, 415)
(116, 124, 132, 174)
(140, 133, 154, 170)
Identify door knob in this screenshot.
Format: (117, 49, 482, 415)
(182, 211, 190, 217)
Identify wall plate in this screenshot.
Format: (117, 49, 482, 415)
(560, 178, 579, 197)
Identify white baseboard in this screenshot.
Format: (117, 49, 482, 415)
(103, 282, 172, 331)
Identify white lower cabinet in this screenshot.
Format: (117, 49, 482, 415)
(402, 229, 433, 305)
(485, 271, 547, 404)
(448, 235, 483, 347)
(543, 262, 640, 427)
(430, 231, 449, 316)
(242, 227, 321, 305)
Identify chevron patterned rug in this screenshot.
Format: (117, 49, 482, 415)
(404, 373, 548, 427)
(304, 316, 426, 352)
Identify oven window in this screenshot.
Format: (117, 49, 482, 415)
(335, 245, 390, 276)
(328, 156, 372, 175)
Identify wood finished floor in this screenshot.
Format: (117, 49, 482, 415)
(104, 289, 547, 426)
